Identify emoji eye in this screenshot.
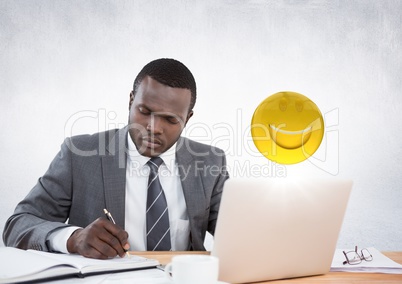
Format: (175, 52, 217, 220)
(279, 98, 287, 111)
(295, 99, 303, 112)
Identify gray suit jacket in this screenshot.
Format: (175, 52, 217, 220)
(3, 126, 229, 251)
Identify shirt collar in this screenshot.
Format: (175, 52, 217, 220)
(127, 135, 177, 173)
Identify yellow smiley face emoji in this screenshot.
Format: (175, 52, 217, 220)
(251, 91, 324, 164)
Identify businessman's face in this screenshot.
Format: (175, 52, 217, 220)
(128, 76, 193, 157)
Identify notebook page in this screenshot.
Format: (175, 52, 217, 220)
(0, 247, 78, 283)
(29, 250, 159, 274)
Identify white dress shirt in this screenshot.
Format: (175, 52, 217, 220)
(48, 135, 190, 253)
(125, 135, 190, 251)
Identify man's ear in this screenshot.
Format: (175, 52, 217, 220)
(185, 110, 194, 125)
(129, 91, 135, 110)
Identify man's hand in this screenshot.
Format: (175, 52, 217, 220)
(67, 218, 130, 259)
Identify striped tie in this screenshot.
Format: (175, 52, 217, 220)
(146, 157, 171, 251)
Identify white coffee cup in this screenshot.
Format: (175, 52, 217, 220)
(165, 255, 219, 284)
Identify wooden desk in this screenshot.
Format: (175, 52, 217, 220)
(133, 251, 402, 284)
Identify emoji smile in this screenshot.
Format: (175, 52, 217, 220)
(269, 124, 313, 149)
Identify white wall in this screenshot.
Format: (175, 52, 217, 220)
(1, 0, 401, 250)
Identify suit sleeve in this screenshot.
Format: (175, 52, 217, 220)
(207, 149, 229, 235)
(2, 139, 75, 251)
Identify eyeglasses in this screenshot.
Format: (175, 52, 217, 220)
(342, 246, 373, 265)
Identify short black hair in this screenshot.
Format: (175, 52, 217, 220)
(133, 58, 197, 112)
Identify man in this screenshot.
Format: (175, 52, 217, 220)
(3, 58, 229, 259)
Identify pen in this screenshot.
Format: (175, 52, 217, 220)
(103, 208, 130, 258)
(103, 208, 116, 224)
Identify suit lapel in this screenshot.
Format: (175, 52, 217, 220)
(176, 138, 207, 241)
(101, 127, 128, 229)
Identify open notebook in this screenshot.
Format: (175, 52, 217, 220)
(0, 247, 159, 283)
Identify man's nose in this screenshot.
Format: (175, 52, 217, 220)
(146, 115, 163, 134)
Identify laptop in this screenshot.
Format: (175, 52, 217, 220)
(211, 178, 352, 284)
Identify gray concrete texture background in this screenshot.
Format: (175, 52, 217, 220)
(0, 0, 401, 250)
